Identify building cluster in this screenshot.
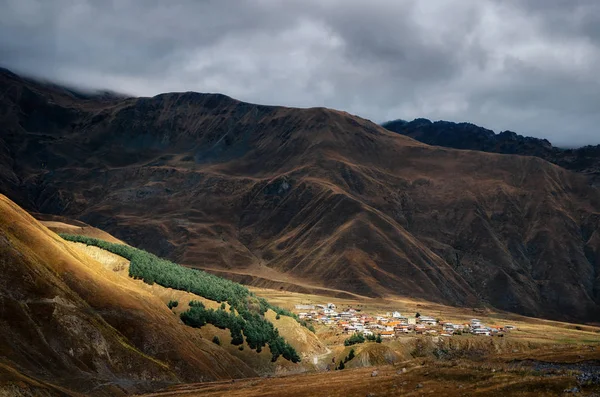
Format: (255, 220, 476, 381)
(294, 304, 517, 338)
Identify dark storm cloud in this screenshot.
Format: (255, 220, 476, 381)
(1, 0, 599, 146)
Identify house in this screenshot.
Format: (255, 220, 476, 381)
(381, 331, 395, 338)
(323, 308, 336, 316)
(418, 316, 437, 326)
(392, 311, 403, 318)
(327, 303, 336, 309)
(443, 323, 456, 334)
(472, 328, 491, 336)
(407, 317, 417, 325)
(470, 319, 482, 327)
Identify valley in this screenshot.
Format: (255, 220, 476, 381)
(1, 199, 597, 395)
(1, 67, 600, 396)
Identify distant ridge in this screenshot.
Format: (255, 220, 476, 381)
(383, 118, 600, 185)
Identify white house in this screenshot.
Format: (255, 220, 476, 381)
(392, 311, 403, 318)
(327, 303, 336, 309)
(419, 316, 437, 326)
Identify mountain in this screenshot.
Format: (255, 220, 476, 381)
(0, 194, 256, 396)
(382, 118, 600, 186)
(1, 68, 599, 322)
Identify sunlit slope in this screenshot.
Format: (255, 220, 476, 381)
(61, 237, 328, 375)
(0, 194, 255, 396)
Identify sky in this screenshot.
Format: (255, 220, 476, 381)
(1, 0, 599, 147)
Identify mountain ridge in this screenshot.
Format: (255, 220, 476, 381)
(1, 68, 599, 322)
(382, 118, 600, 185)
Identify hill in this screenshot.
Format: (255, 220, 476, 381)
(382, 118, 600, 186)
(1, 68, 600, 322)
(0, 194, 258, 395)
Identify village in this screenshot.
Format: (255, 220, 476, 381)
(294, 303, 518, 339)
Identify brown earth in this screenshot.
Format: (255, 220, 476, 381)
(1, 68, 600, 322)
(0, 194, 257, 396)
(139, 346, 600, 397)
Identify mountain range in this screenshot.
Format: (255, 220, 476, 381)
(1, 68, 599, 322)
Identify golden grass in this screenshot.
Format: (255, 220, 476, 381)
(140, 357, 600, 397)
(251, 288, 600, 346)
(63, 241, 327, 376)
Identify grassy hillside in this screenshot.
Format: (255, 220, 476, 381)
(0, 194, 256, 396)
(59, 234, 303, 362)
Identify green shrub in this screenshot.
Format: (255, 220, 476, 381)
(347, 348, 355, 361)
(376, 334, 382, 343)
(344, 333, 365, 346)
(167, 300, 179, 309)
(212, 336, 221, 345)
(337, 360, 345, 370)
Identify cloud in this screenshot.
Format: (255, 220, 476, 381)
(0, 0, 599, 146)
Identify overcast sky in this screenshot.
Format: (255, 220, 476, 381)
(1, 0, 599, 147)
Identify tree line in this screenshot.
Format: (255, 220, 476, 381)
(60, 233, 301, 362)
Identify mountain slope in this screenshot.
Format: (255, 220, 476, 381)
(1, 69, 599, 322)
(383, 118, 600, 185)
(0, 194, 255, 396)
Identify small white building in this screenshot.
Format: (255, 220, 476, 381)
(419, 316, 437, 326)
(392, 311, 403, 318)
(472, 328, 490, 336)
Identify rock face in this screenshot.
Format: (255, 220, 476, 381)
(1, 68, 600, 322)
(383, 118, 600, 186)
